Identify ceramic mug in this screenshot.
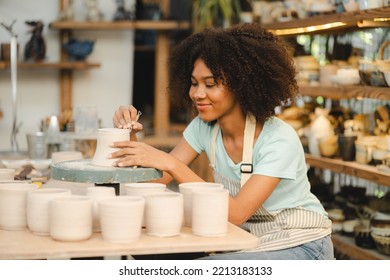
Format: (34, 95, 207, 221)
(99, 196, 145, 243)
(144, 192, 183, 237)
(49, 196, 93, 241)
(0, 183, 38, 230)
(27, 188, 72, 235)
(51, 151, 83, 164)
(0, 168, 15, 181)
(191, 188, 229, 237)
(86, 186, 116, 232)
(178, 182, 224, 227)
(124, 182, 166, 227)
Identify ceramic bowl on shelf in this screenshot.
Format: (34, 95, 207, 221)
(354, 224, 375, 249)
(371, 233, 390, 256)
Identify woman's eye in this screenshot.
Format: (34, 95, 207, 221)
(205, 84, 216, 88)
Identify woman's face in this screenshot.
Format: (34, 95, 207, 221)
(189, 59, 238, 122)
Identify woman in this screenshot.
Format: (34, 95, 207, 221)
(111, 23, 334, 260)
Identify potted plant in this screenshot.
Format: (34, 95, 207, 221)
(191, 0, 242, 31)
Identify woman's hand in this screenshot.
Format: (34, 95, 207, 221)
(112, 105, 143, 134)
(110, 141, 173, 171)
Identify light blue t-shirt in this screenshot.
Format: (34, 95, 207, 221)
(183, 116, 327, 216)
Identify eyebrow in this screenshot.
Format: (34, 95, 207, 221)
(191, 75, 215, 80)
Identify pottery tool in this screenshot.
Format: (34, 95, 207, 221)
(128, 110, 142, 131)
(130, 111, 141, 169)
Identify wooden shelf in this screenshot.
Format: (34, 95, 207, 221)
(0, 61, 100, 70)
(262, 7, 390, 36)
(49, 20, 191, 31)
(299, 85, 390, 101)
(332, 234, 390, 260)
(305, 153, 390, 186)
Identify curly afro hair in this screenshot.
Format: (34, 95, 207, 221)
(168, 23, 299, 124)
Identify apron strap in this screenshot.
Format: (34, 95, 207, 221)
(210, 122, 219, 169)
(210, 115, 257, 186)
(241, 114, 256, 186)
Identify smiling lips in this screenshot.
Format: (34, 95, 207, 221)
(195, 103, 211, 111)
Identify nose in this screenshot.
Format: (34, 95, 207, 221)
(191, 85, 207, 100)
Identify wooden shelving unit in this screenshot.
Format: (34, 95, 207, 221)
(262, 7, 390, 36)
(0, 61, 100, 70)
(50, 0, 191, 136)
(305, 154, 390, 186)
(332, 234, 390, 260)
(271, 7, 390, 260)
(49, 20, 190, 31)
(299, 85, 390, 101)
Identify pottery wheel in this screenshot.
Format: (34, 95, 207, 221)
(51, 159, 162, 184)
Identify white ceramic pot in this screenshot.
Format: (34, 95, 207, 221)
(144, 192, 183, 237)
(91, 128, 130, 167)
(0, 168, 15, 181)
(0, 183, 38, 230)
(86, 186, 116, 232)
(358, 0, 383, 10)
(51, 151, 83, 164)
(99, 196, 145, 243)
(178, 182, 224, 227)
(342, 0, 359, 12)
(124, 182, 166, 227)
(49, 196, 93, 241)
(27, 188, 71, 235)
(191, 188, 229, 237)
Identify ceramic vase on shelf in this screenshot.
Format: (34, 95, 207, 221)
(91, 128, 130, 167)
(308, 108, 335, 156)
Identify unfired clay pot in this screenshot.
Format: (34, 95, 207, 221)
(144, 192, 183, 237)
(0, 183, 38, 230)
(49, 196, 93, 241)
(124, 182, 166, 227)
(91, 128, 130, 167)
(27, 188, 72, 235)
(86, 186, 116, 232)
(191, 188, 229, 237)
(51, 151, 83, 164)
(99, 196, 145, 243)
(178, 182, 224, 227)
(0, 168, 15, 181)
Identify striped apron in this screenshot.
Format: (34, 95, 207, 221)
(209, 115, 332, 252)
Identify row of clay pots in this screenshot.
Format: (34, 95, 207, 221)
(0, 182, 229, 243)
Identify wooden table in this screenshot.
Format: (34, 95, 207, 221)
(0, 223, 258, 260)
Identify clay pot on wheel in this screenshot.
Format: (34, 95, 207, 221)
(91, 128, 130, 167)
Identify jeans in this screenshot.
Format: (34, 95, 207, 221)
(200, 235, 334, 260)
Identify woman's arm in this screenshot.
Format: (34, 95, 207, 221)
(228, 175, 280, 225)
(111, 138, 204, 185)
